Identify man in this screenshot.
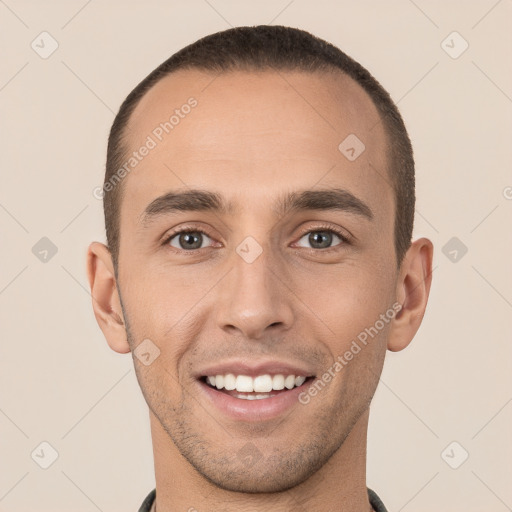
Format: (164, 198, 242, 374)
(87, 25, 433, 512)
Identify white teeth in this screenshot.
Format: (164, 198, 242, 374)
(233, 393, 276, 400)
(284, 375, 295, 389)
(272, 374, 285, 390)
(253, 374, 273, 393)
(295, 376, 306, 387)
(204, 373, 308, 392)
(235, 375, 253, 392)
(224, 373, 236, 390)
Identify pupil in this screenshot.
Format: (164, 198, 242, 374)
(181, 232, 201, 249)
(310, 231, 331, 249)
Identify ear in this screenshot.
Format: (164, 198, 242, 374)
(387, 237, 434, 352)
(86, 241, 131, 354)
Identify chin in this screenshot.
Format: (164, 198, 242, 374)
(201, 467, 309, 494)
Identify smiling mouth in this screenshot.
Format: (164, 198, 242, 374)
(199, 374, 315, 400)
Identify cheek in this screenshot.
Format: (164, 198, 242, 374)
(123, 263, 204, 332)
(122, 270, 218, 386)
(295, 260, 395, 343)
(133, 361, 186, 423)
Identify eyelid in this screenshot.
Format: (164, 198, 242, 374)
(161, 225, 219, 250)
(294, 222, 353, 244)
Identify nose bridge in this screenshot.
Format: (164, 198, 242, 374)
(215, 235, 293, 339)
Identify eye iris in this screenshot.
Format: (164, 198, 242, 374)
(173, 230, 339, 250)
(180, 232, 202, 250)
(309, 231, 332, 249)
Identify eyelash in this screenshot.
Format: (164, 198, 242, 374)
(161, 223, 352, 253)
(294, 224, 352, 251)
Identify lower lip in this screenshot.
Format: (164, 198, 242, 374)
(197, 379, 313, 422)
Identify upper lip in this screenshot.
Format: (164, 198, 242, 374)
(194, 359, 317, 379)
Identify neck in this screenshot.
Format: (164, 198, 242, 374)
(150, 408, 373, 511)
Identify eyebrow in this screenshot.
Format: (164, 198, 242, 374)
(138, 187, 374, 227)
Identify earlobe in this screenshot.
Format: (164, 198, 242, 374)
(86, 242, 131, 354)
(387, 237, 434, 352)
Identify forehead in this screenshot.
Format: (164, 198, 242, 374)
(121, 68, 391, 231)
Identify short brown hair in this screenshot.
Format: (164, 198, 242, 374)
(104, 25, 415, 276)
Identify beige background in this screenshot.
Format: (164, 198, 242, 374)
(1, 1, 511, 511)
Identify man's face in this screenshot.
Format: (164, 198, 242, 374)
(117, 69, 397, 492)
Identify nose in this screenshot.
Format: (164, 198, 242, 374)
(215, 242, 294, 340)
